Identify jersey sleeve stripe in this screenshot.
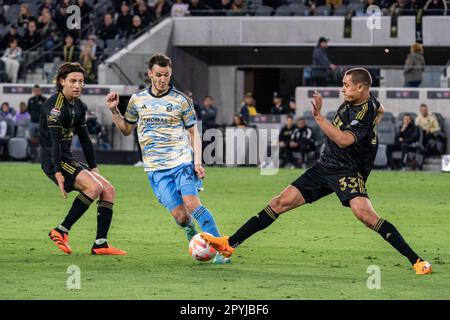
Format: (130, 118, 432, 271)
(173, 88, 194, 108)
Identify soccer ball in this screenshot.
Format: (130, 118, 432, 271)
(189, 233, 216, 262)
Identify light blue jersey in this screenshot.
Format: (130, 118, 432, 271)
(124, 85, 197, 171)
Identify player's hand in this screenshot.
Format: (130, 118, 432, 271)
(311, 90, 323, 118)
(194, 164, 206, 180)
(55, 172, 67, 199)
(106, 92, 120, 111)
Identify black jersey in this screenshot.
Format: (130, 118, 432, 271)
(39, 92, 96, 172)
(319, 94, 380, 178)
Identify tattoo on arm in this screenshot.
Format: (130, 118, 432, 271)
(111, 108, 120, 115)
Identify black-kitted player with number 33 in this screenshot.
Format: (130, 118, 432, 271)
(202, 68, 432, 275)
(40, 62, 126, 255)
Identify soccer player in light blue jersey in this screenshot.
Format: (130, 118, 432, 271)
(106, 53, 229, 263)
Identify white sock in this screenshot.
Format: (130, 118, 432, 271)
(94, 238, 107, 245)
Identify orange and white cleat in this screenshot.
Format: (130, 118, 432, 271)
(413, 259, 432, 275)
(200, 233, 234, 258)
(49, 228, 72, 254)
(91, 244, 127, 255)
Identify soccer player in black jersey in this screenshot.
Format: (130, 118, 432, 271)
(202, 68, 431, 274)
(40, 62, 126, 255)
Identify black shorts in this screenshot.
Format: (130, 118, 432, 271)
(291, 163, 369, 207)
(41, 158, 89, 193)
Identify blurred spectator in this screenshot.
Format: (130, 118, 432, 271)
(279, 115, 297, 168)
(415, 103, 445, 155)
(27, 84, 47, 135)
(387, 114, 420, 169)
(97, 13, 119, 43)
(153, 0, 172, 20)
(231, 113, 246, 128)
(1, 38, 22, 83)
(86, 34, 103, 59)
(312, 37, 336, 87)
(79, 46, 96, 83)
(61, 34, 79, 63)
(404, 43, 425, 87)
(116, 1, 133, 37)
(230, 0, 245, 15)
(14, 101, 31, 138)
(307, 0, 325, 14)
(389, 0, 410, 15)
(22, 20, 42, 51)
(214, 0, 232, 15)
(76, 0, 93, 27)
(423, 0, 447, 15)
(183, 90, 202, 120)
(1, 25, 22, 51)
(172, 0, 190, 16)
(127, 15, 145, 39)
(38, 8, 59, 51)
(136, 1, 154, 27)
(17, 3, 33, 28)
(55, 0, 77, 39)
(271, 92, 289, 115)
(0, 102, 14, 121)
(290, 117, 315, 167)
(188, 0, 210, 16)
(39, 0, 56, 17)
(288, 96, 297, 116)
(200, 96, 217, 131)
(239, 92, 258, 125)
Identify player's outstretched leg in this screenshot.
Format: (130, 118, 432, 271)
(171, 205, 198, 241)
(349, 197, 431, 275)
(49, 170, 101, 254)
(201, 185, 305, 258)
(89, 172, 126, 255)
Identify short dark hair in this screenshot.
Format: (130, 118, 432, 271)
(420, 103, 428, 108)
(344, 68, 372, 87)
(287, 115, 294, 120)
(148, 53, 172, 70)
(33, 84, 40, 89)
(55, 62, 85, 92)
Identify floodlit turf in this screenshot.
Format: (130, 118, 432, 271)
(0, 163, 449, 299)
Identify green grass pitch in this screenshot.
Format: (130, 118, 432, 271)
(0, 163, 449, 299)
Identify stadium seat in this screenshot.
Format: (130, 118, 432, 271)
(333, 5, 350, 16)
(255, 5, 274, 16)
(289, 4, 310, 17)
(314, 5, 330, 16)
(377, 121, 396, 145)
(434, 112, 445, 133)
(382, 111, 395, 124)
(374, 144, 388, 167)
(8, 137, 28, 160)
(274, 5, 291, 16)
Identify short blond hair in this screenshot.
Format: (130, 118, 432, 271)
(411, 43, 423, 54)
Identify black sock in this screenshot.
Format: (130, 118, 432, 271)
(96, 200, 113, 240)
(228, 206, 279, 248)
(60, 192, 94, 231)
(373, 218, 421, 265)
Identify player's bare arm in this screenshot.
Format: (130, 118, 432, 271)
(311, 91, 355, 148)
(187, 124, 206, 179)
(106, 92, 135, 136)
(375, 103, 385, 124)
